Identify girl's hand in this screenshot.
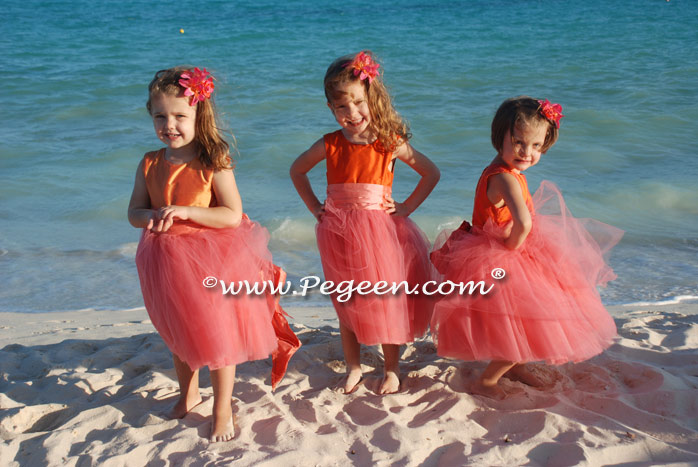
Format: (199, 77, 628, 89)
(290, 138, 327, 223)
(391, 143, 440, 216)
(148, 205, 190, 232)
(383, 195, 411, 217)
(313, 203, 326, 222)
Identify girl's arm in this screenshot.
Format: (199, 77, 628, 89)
(152, 169, 243, 232)
(487, 173, 532, 250)
(384, 142, 440, 216)
(289, 138, 326, 221)
(127, 159, 242, 232)
(127, 159, 155, 228)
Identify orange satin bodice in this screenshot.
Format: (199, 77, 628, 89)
(141, 149, 217, 209)
(324, 130, 394, 186)
(471, 163, 533, 227)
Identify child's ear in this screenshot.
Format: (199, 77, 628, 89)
(326, 101, 332, 111)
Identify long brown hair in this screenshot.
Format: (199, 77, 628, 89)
(146, 66, 232, 170)
(324, 51, 411, 153)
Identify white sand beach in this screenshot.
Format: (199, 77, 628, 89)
(1, 304, 697, 466)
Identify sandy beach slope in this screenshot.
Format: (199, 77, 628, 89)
(1, 304, 697, 466)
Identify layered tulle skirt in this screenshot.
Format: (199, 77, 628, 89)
(430, 181, 623, 364)
(316, 183, 435, 345)
(136, 216, 293, 373)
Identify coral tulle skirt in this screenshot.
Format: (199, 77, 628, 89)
(136, 216, 283, 371)
(430, 181, 624, 364)
(316, 183, 436, 345)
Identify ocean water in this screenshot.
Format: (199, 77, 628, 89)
(2, 0, 697, 314)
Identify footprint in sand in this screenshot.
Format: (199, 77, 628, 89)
(0, 403, 74, 434)
(343, 399, 387, 426)
(567, 363, 619, 394)
(470, 410, 548, 445)
(283, 393, 317, 424)
(407, 395, 461, 428)
(565, 359, 664, 395)
(369, 422, 401, 453)
(507, 363, 565, 390)
(251, 414, 284, 445)
(606, 360, 664, 393)
(423, 441, 469, 466)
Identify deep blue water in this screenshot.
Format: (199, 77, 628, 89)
(2, 0, 697, 313)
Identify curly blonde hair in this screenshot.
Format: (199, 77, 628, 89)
(324, 51, 411, 153)
(146, 66, 232, 170)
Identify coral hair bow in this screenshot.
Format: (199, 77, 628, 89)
(538, 99, 564, 128)
(179, 67, 214, 106)
(346, 51, 380, 83)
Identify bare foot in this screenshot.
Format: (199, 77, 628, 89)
(210, 407, 235, 443)
(378, 370, 400, 395)
(168, 395, 203, 419)
(469, 379, 508, 400)
(507, 363, 560, 389)
(337, 369, 363, 394)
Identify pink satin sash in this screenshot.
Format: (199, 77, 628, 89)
(326, 183, 391, 210)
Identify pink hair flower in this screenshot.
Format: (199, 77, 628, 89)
(538, 99, 564, 128)
(179, 67, 215, 106)
(346, 51, 380, 83)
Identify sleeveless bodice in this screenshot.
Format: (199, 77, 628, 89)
(324, 130, 394, 187)
(472, 163, 533, 227)
(141, 149, 217, 209)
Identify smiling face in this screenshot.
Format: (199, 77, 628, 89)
(498, 122, 548, 173)
(149, 91, 197, 158)
(327, 80, 372, 143)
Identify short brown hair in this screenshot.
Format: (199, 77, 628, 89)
(491, 96, 559, 154)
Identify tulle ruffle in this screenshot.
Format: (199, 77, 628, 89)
(136, 217, 282, 370)
(430, 181, 623, 364)
(317, 183, 435, 345)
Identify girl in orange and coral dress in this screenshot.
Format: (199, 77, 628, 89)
(290, 51, 439, 395)
(430, 96, 623, 398)
(128, 67, 299, 442)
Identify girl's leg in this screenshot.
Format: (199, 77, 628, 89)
(471, 360, 517, 398)
(209, 364, 236, 442)
(379, 344, 400, 394)
(170, 353, 203, 419)
(339, 322, 363, 394)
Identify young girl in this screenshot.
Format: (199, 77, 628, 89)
(290, 51, 440, 395)
(128, 66, 299, 442)
(430, 96, 623, 398)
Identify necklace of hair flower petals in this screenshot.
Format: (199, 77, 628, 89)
(345, 51, 380, 83)
(538, 99, 564, 128)
(179, 67, 215, 106)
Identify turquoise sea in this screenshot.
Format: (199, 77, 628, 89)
(2, 0, 697, 314)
